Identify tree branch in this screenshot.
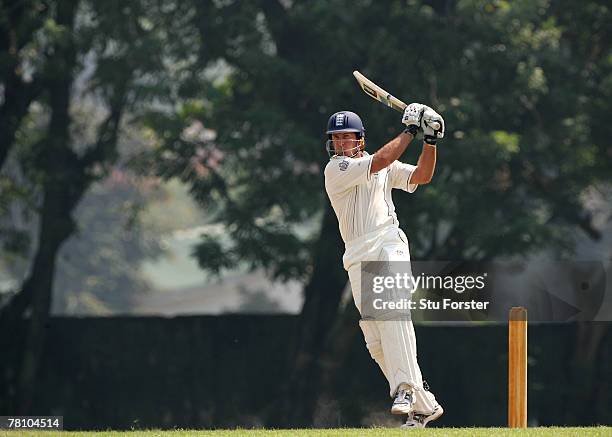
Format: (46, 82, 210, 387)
(80, 87, 128, 170)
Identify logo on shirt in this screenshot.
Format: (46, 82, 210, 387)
(339, 160, 349, 171)
(335, 113, 346, 127)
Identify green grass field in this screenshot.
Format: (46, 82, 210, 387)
(1, 428, 610, 437)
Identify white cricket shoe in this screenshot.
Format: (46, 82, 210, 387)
(400, 405, 444, 428)
(390, 388, 415, 415)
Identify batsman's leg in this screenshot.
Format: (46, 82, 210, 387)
(377, 319, 441, 415)
(375, 240, 441, 415)
(349, 265, 391, 383)
(347, 243, 441, 417)
(358, 319, 391, 382)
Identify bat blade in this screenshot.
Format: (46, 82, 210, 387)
(353, 70, 441, 131)
(353, 70, 407, 113)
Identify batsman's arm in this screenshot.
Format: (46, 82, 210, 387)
(370, 131, 414, 174)
(410, 142, 437, 184)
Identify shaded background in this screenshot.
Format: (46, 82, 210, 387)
(1, 0, 611, 429)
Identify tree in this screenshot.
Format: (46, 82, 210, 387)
(144, 0, 611, 425)
(0, 0, 199, 413)
(4, 0, 607, 424)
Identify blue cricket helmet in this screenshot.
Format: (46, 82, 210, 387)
(326, 111, 365, 138)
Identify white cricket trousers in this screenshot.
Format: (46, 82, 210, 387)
(344, 225, 439, 415)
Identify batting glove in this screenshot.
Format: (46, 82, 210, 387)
(402, 103, 425, 136)
(421, 106, 444, 144)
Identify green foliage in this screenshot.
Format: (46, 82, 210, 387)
(192, 235, 234, 275)
(144, 0, 611, 283)
(0, 0, 205, 308)
(6, 0, 609, 287)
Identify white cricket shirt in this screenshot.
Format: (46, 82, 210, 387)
(324, 151, 418, 244)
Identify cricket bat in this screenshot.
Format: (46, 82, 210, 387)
(353, 70, 440, 130)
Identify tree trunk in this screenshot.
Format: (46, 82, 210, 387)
(15, 186, 78, 413)
(317, 303, 361, 401)
(278, 203, 348, 426)
(7, 0, 80, 414)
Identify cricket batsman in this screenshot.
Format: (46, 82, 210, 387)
(323, 104, 445, 428)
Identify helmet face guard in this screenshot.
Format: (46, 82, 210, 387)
(325, 138, 364, 158)
(325, 111, 365, 157)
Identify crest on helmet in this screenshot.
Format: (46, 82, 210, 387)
(335, 113, 346, 127)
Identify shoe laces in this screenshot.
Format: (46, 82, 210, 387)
(406, 411, 426, 425)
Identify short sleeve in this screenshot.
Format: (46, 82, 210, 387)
(389, 161, 418, 193)
(324, 155, 373, 194)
